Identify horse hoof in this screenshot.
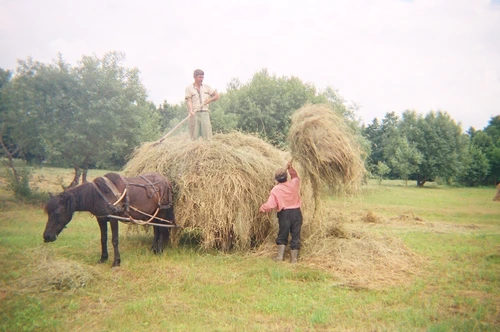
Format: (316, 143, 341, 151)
(151, 246, 164, 255)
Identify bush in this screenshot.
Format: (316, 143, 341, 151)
(3, 165, 32, 199)
(1, 161, 49, 204)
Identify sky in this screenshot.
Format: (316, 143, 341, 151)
(1, 0, 499, 131)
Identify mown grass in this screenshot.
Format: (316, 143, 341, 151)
(0, 169, 499, 331)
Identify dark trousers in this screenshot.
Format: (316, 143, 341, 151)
(276, 208, 302, 250)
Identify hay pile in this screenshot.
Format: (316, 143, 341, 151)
(123, 131, 296, 251)
(493, 183, 500, 201)
(302, 208, 421, 287)
(18, 248, 99, 291)
(253, 207, 422, 288)
(122, 105, 365, 251)
(288, 104, 366, 202)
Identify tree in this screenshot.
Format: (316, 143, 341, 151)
(482, 116, 500, 184)
(2, 52, 160, 186)
(374, 112, 400, 178)
(362, 109, 470, 187)
(0, 59, 48, 164)
(157, 100, 188, 136)
(410, 111, 468, 186)
(388, 136, 422, 186)
(375, 161, 390, 185)
(458, 144, 489, 186)
(59, 52, 160, 183)
(363, 118, 385, 171)
(214, 69, 318, 145)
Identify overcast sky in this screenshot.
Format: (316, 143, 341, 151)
(1, 0, 499, 131)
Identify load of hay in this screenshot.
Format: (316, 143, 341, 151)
(123, 131, 301, 251)
(493, 183, 500, 201)
(288, 104, 366, 202)
(123, 105, 366, 251)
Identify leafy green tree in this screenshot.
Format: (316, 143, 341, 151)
(388, 136, 422, 186)
(363, 110, 469, 186)
(375, 161, 390, 185)
(363, 118, 385, 171)
(0, 59, 47, 164)
(373, 112, 400, 178)
(214, 69, 318, 145)
(60, 52, 160, 182)
(157, 100, 188, 136)
(484, 116, 500, 143)
(0, 68, 13, 156)
(2, 52, 160, 186)
(458, 144, 489, 186)
(411, 111, 468, 186)
(482, 116, 500, 184)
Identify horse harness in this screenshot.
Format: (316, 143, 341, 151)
(93, 174, 176, 228)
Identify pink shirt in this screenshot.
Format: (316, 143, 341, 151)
(260, 171, 301, 212)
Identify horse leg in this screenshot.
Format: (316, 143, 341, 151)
(97, 218, 108, 264)
(157, 208, 173, 254)
(152, 226, 160, 254)
(162, 227, 170, 251)
(110, 219, 121, 267)
(159, 227, 171, 254)
(152, 226, 165, 254)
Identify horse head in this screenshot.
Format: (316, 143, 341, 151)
(43, 191, 76, 242)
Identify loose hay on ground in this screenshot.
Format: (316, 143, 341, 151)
(17, 247, 99, 291)
(363, 210, 381, 223)
(254, 206, 422, 288)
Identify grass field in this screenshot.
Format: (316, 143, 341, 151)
(0, 168, 499, 331)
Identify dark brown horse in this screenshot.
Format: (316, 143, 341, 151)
(43, 172, 175, 267)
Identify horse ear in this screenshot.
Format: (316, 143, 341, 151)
(49, 192, 54, 198)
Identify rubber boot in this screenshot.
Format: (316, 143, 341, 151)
(290, 249, 299, 264)
(274, 244, 286, 261)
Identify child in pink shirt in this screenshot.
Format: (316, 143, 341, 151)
(259, 162, 303, 263)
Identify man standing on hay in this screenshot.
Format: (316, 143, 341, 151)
(185, 69, 219, 140)
(259, 162, 302, 263)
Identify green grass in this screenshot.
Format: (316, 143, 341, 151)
(1, 172, 499, 331)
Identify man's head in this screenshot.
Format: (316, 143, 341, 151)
(193, 69, 204, 78)
(275, 168, 288, 183)
(193, 69, 204, 85)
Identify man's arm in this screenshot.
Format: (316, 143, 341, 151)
(186, 97, 194, 116)
(202, 90, 220, 107)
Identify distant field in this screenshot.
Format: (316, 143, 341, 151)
(0, 167, 499, 331)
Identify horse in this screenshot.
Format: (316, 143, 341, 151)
(43, 172, 176, 267)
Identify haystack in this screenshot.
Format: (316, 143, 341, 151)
(123, 131, 306, 251)
(288, 104, 366, 205)
(493, 183, 500, 201)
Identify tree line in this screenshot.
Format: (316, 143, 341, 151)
(363, 111, 498, 186)
(0, 52, 498, 198)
